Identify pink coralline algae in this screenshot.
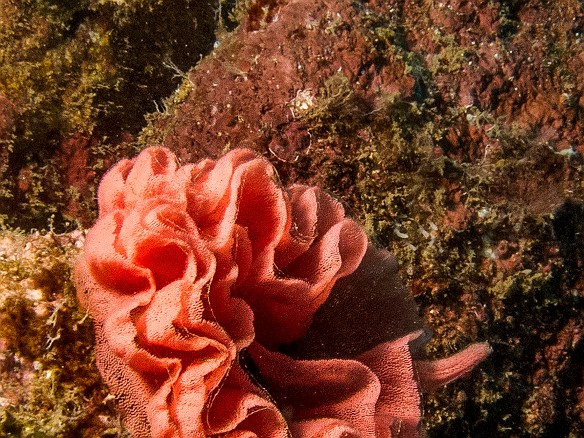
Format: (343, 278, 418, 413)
(74, 147, 491, 437)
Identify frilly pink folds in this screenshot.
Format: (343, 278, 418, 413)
(74, 147, 491, 437)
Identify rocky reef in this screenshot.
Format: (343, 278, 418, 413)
(0, 0, 583, 436)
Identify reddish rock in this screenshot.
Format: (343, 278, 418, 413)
(0, 95, 15, 139)
(154, 0, 416, 168)
(0, 94, 16, 181)
(53, 132, 135, 226)
(2, 0, 582, 435)
(128, 1, 584, 436)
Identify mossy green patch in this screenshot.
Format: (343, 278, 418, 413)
(0, 229, 125, 437)
(287, 58, 583, 435)
(0, 0, 221, 231)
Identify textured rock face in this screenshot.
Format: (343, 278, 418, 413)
(137, 1, 584, 436)
(150, 0, 584, 175)
(1, 0, 583, 435)
(0, 0, 219, 229)
(149, 0, 417, 165)
(0, 94, 16, 187)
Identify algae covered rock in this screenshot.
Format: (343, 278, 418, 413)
(0, 229, 126, 436)
(0, 0, 583, 436)
(0, 0, 220, 230)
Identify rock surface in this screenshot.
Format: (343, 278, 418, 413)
(0, 0, 583, 436)
(141, 2, 584, 433)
